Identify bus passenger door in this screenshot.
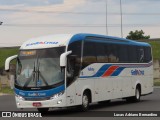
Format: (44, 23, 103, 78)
(66, 81, 76, 106)
(65, 56, 77, 106)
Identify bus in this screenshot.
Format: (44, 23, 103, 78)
(5, 33, 153, 112)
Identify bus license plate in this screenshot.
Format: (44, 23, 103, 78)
(32, 102, 42, 107)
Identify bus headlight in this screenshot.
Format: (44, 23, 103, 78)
(16, 94, 25, 101)
(50, 91, 64, 100)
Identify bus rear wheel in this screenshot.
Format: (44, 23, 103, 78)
(126, 86, 141, 102)
(133, 86, 141, 102)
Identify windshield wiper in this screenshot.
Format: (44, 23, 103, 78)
(23, 61, 36, 87)
(23, 55, 49, 87)
(36, 58, 49, 86)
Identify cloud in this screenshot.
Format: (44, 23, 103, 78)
(0, 0, 160, 47)
(0, 0, 63, 6)
(0, 0, 86, 24)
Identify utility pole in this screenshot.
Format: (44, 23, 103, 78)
(106, 0, 108, 35)
(120, 0, 123, 38)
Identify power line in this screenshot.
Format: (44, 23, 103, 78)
(106, 0, 108, 35)
(3, 23, 160, 27)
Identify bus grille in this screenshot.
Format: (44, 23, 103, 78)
(24, 97, 50, 101)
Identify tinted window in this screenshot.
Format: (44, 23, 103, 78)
(117, 45, 128, 63)
(105, 44, 119, 63)
(128, 46, 138, 63)
(144, 46, 152, 62)
(83, 41, 96, 68)
(68, 41, 82, 61)
(67, 41, 82, 86)
(95, 43, 108, 62)
(137, 47, 144, 63)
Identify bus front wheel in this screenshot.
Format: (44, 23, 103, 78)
(80, 92, 90, 111)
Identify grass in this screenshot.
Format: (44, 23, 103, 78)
(0, 87, 14, 94)
(154, 79, 160, 86)
(0, 47, 19, 68)
(148, 41, 160, 60)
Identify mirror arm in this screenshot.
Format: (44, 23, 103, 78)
(5, 55, 18, 71)
(60, 51, 72, 67)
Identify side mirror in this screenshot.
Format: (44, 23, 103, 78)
(60, 51, 72, 67)
(5, 55, 18, 71)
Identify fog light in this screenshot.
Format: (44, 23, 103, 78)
(57, 100, 62, 104)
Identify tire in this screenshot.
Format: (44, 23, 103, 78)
(37, 108, 49, 113)
(80, 92, 90, 112)
(126, 86, 141, 102)
(133, 86, 141, 102)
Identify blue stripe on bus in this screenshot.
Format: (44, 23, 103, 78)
(68, 33, 151, 47)
(111, 67, 125, 76)
(92, 65, 112, 77)
(15, 84, 65, 98)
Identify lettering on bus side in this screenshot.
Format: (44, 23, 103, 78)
(88, 67, 94, 71)
(131, 69, 144, 76)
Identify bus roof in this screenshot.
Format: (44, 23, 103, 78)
(20, 33, 150, 49)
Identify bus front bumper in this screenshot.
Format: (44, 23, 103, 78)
(15, 95, 66, 109)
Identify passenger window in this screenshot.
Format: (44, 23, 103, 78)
(105, 44, 119, 63)
(96, 43, 108, 63)
(82, 41, 96, 68)
(117, 45, 128, 63)
(138, 48, 144, 63)
(128, 46, 138, 63)
(144, 47, 152, 62)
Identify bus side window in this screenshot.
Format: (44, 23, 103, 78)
(117, 45, 128, 63)
(105, 44, 119, 63)
(138, 48, 144, 63)
(96, 43, 108, 63)
(128, 46, 138, 63)
(144, 47, 152, 63)
(82, 41, 97, 68)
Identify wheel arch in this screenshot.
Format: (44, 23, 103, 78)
(82, 88, 92, 103)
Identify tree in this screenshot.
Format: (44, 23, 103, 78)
(126, 30, 150, 40)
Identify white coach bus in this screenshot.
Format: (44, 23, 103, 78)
(5, 33, 153, 112)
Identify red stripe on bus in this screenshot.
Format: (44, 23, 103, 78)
(102, 66, 119, 77)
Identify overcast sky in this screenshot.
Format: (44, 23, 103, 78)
(0, 0, 160, 47)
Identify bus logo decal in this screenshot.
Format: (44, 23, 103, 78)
(26, 41, 58, 46)
(131, 69, 144, 75)
(88, 67, 94, 71)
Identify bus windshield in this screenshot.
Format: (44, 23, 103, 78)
(16, 47, 65, 88)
